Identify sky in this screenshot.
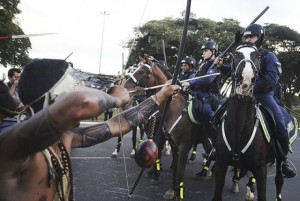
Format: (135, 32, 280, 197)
(15, 0, 300, 76)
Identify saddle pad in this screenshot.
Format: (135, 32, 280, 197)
(257, 105, 298, 151)
(187, 95, 201, 125)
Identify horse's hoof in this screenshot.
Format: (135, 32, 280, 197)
(196, 170, 207, 177)
(188, 154, 196, 163)
(165, 147, 171, 156)
(187, 159, 193, 164)
(231, 184, 239, 193)
(245, 187, 255, 201)
(111, 149, 118, 158)
(130, 149, 135, 158)
(163, 189, 176, 200)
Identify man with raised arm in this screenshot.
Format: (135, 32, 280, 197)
(0, 59, 181, 201)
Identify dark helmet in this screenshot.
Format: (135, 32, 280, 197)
(135, 139, 158, 168)
(181, 56, 196, 68)
(201, 40, 218, 54)
(243, 24, 264, 37)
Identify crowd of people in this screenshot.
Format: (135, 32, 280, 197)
(0, 23, 296, 201)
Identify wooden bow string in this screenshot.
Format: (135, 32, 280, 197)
(128, 73, 221, 93)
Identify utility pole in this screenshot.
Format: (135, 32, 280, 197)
(99, 11, 109, 74)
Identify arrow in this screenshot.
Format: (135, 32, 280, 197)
(0, 33, 57, 40)
(128, 73, 221, 93)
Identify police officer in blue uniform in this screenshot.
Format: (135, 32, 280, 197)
(182, 41, 220, 164)
(182, 40, 220, 125)
(178, 56, 197, 81)
(216, 24, 296, 178)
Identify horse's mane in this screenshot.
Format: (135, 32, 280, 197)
(142, 54, 173, 80)
(154, 61, 173, 80)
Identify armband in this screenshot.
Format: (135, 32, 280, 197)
(121, 96, 158, 128)
(80, 122, 112, 147)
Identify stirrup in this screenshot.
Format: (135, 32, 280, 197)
(281, 160, 297, 178)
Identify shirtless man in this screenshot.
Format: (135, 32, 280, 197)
(0, 59, 181, 201)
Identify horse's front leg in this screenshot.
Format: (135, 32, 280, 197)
(130, 127, 137, 157)
(275, 157, 284, 201)
(163, 142, 179, 200)
(175, 143, 191, 200)
(212, 159, 228, 201)
(252, 165, 267, 201)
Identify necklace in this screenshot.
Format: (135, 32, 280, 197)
(47, 140, 74, 201)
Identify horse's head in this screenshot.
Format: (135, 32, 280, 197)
(232, 43, 261, 96)
(124, 54, 171, 90)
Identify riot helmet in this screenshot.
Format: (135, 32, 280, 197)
(201, 40, 218, 55)
(243, 24, 264, 37)
(181, 56, 196, 68)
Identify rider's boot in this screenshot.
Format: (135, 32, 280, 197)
(278, 135, 296, 178)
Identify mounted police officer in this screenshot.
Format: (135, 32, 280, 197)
(182, 40, 220, 127)
(178, 56, 197, 81)
(216, 24, 296, 178)
(182, 40, 220, 165)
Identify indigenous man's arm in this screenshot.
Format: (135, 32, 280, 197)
(0, 88, 121, 159)
(71, 96, 159, 148)
(71, 84, 181, 148)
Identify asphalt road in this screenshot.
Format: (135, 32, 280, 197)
(71, 125, 300, 201)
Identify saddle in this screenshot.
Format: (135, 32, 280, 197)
(187, 95, 203, 125)
(215, 101, 298, 150)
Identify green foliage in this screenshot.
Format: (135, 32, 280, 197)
(126, 17, 242, 69)
(291, 108, 300, 126)
(0, 0, 31, 67)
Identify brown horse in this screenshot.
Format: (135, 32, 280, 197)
(110, 77, 148, 158)
(124, 54, 209, 200)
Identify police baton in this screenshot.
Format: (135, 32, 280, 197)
(212, 6, 270, 67)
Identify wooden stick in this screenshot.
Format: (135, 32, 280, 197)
(129, 72, 220, 93)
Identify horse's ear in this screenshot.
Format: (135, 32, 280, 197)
(139, 55, 145, 62)
(144, 54, 148, 60)
(235, 30, 242, 44)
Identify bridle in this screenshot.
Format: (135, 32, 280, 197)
(231, 44, 261, 96)
(127, 62, 153, 88)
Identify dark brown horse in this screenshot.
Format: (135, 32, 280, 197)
(212, 44, 293, 201)
(124, 54, 209, 200)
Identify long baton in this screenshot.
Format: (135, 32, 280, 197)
(162, 39, 169, 69)
(211, 6, 270, 67)
(127, 0, 192, 199)
(0, 33, 57, 40)
(128, 73, 220, 93)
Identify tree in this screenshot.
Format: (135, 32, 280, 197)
(126, 16, 242, 70)
(264, 24, 300, 108)
(0, 0, 31, 67)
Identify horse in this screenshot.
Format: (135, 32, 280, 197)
(101, 75, 149, 158)
(111, 93, 147, 158)
(124, 54, 210, 200)
(212, 43, 298, 201)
